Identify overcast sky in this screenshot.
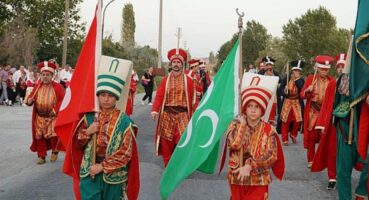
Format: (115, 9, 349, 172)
(79, 0, 357, 58)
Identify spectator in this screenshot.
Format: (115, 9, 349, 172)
(16, 70, 27, 105)
(0, 65, 11, 105)
(247, 63, 258, 73)
(6, 72, 16, 106)
(141, 66, 155, 105)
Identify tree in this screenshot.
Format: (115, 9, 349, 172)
(121, 3, 135, 48)
(209, 51, 216, 64)
(282, 6, 350, 73)
(0, 14, 39, 66)
(0, 0, 85, 66)
(243, 20, 271, 66)
(257, 37, 288, 74)
(214, 20, 270, 72)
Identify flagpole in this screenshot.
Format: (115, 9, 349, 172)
(236, 8, 244, 115)
(236, 8, 244, 167)
(92, 0, 104, 180)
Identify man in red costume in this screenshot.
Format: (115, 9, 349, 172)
(187, 59, 203, 110)
(151, 48, 194, 166)
(311, 54, 349, 191)
(126, 70, 138, 116)
(301, 55, 337, 188)
(280, 60, 305, 145)
(26, 61, 65, 164)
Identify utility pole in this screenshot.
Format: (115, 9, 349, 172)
(157, 0, 163, 68)
(62, 0, 70, 68)
(175, 27, 182, 51)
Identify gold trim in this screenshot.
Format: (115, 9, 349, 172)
(355, 32, 369, 66)
(350, 91, 369, 108)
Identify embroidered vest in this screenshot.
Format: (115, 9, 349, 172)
(80, 111, 134, 184)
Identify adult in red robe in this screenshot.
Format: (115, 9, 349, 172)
(151, 48, 194, 166)
(26, 61, 65, 164)
(126, 72, 138, 116)
(300, 55, 337, 188)
(187, 59, 203, 110)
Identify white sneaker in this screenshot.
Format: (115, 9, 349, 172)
(141, 101, 145, 105)
(148, 102, 153, 106)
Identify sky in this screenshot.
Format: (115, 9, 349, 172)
(79, 0, 358, 58)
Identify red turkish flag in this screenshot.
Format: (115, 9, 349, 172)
(54, 2, 101, 199)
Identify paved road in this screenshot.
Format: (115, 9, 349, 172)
(0, 94, 360, 199)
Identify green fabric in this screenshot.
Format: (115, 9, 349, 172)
(350, 0, 369, 102)
(96, 73, 126, 100)
(160, 40, 240, 199)
(80, 173, 125, 200)
(333, 102, 350, 118)
(337, 131, 368, 199)
(80, 112, 133, 184)
(335, 89, 368, 199)
(98, 74, 126, 86)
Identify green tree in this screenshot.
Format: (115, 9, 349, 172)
(257, 37, 288, 74)
(0, 14, 39, 66)
(121, 3, 135, 48)
(214, 20, 270, 72)
(282, 6, 350, 73)
(0, 0, 85, 66)
(243, 20, 271, 66)
(209, 51, 216, 64)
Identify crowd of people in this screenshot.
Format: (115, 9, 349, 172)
(15, 46, 369, 200)
(0, 62, 74, 106)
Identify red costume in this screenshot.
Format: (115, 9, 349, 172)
(126, 75, 137, 116)
(151, 48, 194, 166)
(27, 61, 65, 160)
(223, 72, 284, 200)
(300, 56, 336, 179)
(187, 59, 204, 110)
(280, 60, 305, 145)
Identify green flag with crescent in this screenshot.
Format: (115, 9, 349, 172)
(160, 40, 241, 199)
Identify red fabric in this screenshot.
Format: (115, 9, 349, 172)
(229, 184, 268, 200)
(269, 126, 285, 180)
(54, 6, 99, 200)
(126, 126, 140, 200)
(152, 73, 194, 155)
(300, 75, 335, 148)
(301, 75, 314, 148)
(218, 123, 285, 180)
(315, 78, 336, 129)
(36, 136, 58, 158)
(281, 111, 300, 142)
(29, 82, 65, 153)
(311, 125, 337, 180)
(167, 48, 187, 63)
(358, 100, 369, 161)
(159, 129, 181, 167)
(269, 103, 277, 122)
(126, 79, 137, 116)
(310, 76, 336, 179)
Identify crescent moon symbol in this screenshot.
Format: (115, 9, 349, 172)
(198, 109, 218, 148)
(60, 87, 72, 111)
(177, 118, 193, 148)
(197, 82, 214, 110)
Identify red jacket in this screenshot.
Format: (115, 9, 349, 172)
(28, 81, 65, 152)
(300, 74, 336, 148)
(152, 72, 194, 155)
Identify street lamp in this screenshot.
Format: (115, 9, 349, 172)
(102, 0, 117, 40)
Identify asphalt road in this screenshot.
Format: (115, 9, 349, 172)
(0, 93, 360, 200)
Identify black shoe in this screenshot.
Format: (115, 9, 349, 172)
(327, 181, 336, 190)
